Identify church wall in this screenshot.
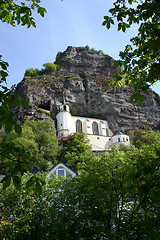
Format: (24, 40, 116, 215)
(56, 111, 72, 137)
(56, 105, 130, 150)
(111, 134, 130, 145)
(70, 116, 113, 136)
(87, 135, 112, 151)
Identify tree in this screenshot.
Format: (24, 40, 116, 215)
(103, 0, 160, 103)
(58, 132, 93, 172)
(0, 0, 47, 190)
(2, 120, 58, 171)
(1, 143, 159, 239)
(23, 120, 58, 170)
(129, 128, 160, 148)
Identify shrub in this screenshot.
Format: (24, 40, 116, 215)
(24, 63, 59, 77)
(24, 68, 40, 77)
(85, 45, 105, 55)
(42, 62, 59, 74)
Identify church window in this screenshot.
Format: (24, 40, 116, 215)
(76, 120, 83, 133)
(123, 137, 125, 142)
(106, 128, 110, 137)
(126, 138, 128, 141)
(92, 121, 99, 135)
(118, 138, 120, 142)
(64, 105, 66, 111)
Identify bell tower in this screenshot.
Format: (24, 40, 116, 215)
(56, 104, 71, 137)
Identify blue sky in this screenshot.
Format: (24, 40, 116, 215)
(1, 0, 160, 94)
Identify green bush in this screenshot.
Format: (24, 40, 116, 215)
(42, 62, 59, 74)
(85, 45, 105, 55)
(24, 68, 39, 77)
(24, 63, 59, 77)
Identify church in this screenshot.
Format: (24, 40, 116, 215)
(56, 104, 130, 151)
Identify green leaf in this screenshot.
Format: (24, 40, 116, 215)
(26, 176, 35, 188)
(107, 21, 110, 29)
(22, 98, 29, 108)
(4, 161, 16, 169)
(5, 121, 13, 134)
(2, 176, 11, 190)
(102, 20, 107, 26)
(14, 122, 22, 135)
(13, 176, 21, 190)
(118, 23, 122, 31)
(14, 95, 22, 106)
(36, 179, 42, 194)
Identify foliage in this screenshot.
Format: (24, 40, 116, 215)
(2, 120, 58, 171)
(24, 62, 59, 77)
(103, 0, 160, 103)
(58, 132, 92, 172)
(38, 107, 51, 116)
(0, 0, 47, 190)
(129, 128, 160, 148)
(0, 0, 46, 28)
(1, 143, 160, 239)
(85, 45, 105, 55)
(67, 74, 84, 81)
(0, 173, 59, 239)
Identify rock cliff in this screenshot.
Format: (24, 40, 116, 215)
(14, 46, 160, 134)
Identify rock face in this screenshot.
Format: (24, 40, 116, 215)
(15, 46, 160, 134)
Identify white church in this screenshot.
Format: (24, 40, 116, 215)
(56, 104, 130, 151)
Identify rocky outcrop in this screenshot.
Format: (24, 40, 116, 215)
(14, 46, 160, 134)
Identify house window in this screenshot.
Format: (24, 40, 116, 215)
(92, 121, 99, 135)
(76, 120, 83, 133)
(66, 171, 72, 178)
(118, 138, 120, 142)
(58, 169, 64, 178)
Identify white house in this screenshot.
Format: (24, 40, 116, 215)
(48, 162, 77, 179)
(56, 104, 130, 151)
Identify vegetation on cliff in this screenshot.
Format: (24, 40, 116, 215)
(24, 63, 59, 77)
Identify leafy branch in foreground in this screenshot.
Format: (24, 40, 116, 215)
(0, 0, 47, 28)
(103, 0, 160, 103)
(0, 0, 47, 191)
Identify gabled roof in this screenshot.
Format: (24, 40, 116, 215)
(48, 161, 77, 178)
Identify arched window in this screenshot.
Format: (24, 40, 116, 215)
(76, 120, 83, 133)
(92, 121, 99, 135)
(106, 128, 110, 137)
